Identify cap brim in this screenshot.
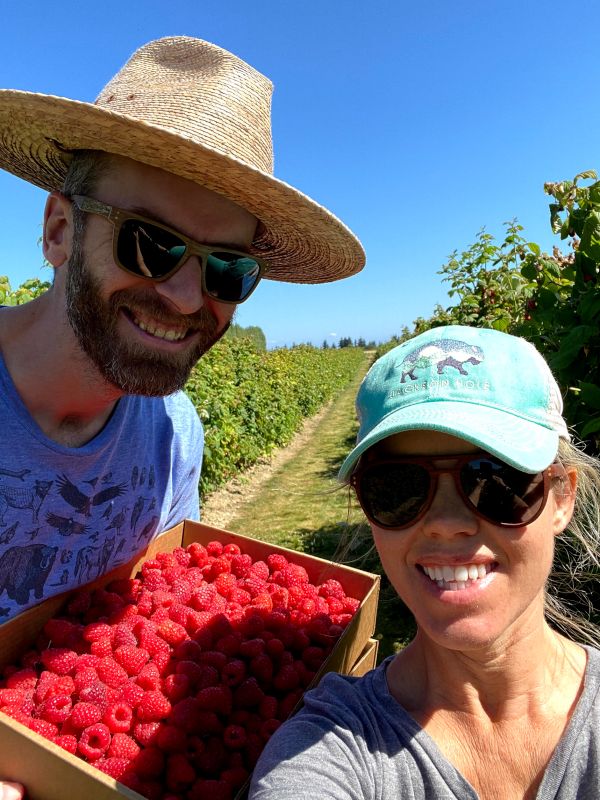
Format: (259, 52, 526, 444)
(338, 400, 559, 481)
(0, 91, 365, 284)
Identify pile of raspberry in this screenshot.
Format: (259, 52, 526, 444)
(0, 540, 360, 800)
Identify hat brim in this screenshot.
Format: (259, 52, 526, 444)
(337, 400, 560, 481)
(0, 91, 365, 284)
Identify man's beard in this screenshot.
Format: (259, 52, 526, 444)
(65, 238, 229, 396)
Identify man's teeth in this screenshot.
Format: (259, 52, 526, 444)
(134, 317, 186, 341)
(422, 563, 491, 589)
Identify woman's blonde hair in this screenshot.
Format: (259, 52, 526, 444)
(546, 438, 600, 647)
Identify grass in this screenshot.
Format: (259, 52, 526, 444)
(221, 353, 416, 661)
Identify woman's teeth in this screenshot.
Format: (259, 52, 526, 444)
(421, 563, 492, 590)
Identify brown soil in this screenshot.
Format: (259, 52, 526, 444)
(200, 402, 332, 530)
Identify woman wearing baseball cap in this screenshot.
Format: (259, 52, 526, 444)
(250, 325, 600, 799)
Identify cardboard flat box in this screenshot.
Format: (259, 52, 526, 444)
(0, 520, 380, 800)
(348, 638, 379, 677)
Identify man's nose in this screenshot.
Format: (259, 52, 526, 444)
(153, 256, 205, 315)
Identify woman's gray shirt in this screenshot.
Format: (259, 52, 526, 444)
(249, 646, 600, 799)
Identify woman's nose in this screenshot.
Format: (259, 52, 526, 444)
(421, 473, 479, 538)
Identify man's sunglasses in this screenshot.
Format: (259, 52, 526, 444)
(70, 195, 268, 304)
(351, 453, 564, 529)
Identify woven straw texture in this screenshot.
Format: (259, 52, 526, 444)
(0, 36, 365, 283)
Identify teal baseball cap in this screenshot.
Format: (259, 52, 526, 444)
(338, 325, 570, 481)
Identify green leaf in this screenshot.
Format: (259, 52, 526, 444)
(581, 416, 600, 437)
(579, 382, 600, 410)
(527, 242, 541, 256)
(579, 291, 600, 322)
(549, 325, 597, 369)
(574, 169, 598, 183)
(549, 203, 563, 234)
(579, 209, 600, 261)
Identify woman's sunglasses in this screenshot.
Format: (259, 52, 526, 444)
(70, 195, 268, 304)
(351, 453, 564, 529)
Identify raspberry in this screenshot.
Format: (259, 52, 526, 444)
(157, 619, 187, 646)
(196, 685, 232, 715)
(97, 657, 128, 688)
(187, 542, 209, 567)
(78, 723, 111, 760)
(112, 623, 138, 648)
(54, 733, 78, 754)
(40, 648, 78, 675)
(137, 690, 172, 721)
(135, 662, 161, 690)
(114, 645, 150, 675)
(221, 765, 250, 791)
(249, 560, 269, 581)
(233, 678, 264, 709)
(168, 602, 191, 627)
(155, 724, 187, 752)
(38, 694, 73, 724)
(268, 585, 290, 609)
(223, 724, 247, 749)
(118, 681, 145, 707)
(70, 701, 103, 729)
(273, 664, 301, 692)
(132, 720, 162, 746)
(278, 688, 304, 720)
(206, 540, 223, 557)
(90, 637, 113, 658)
(214, 572, 236, 597)
(266, 553, 289, 573)
(166, 752, 196, 791)
(96, 757, 131, 779)
(0, 688, 28, 708)
(228, 587, 252, 606)
(250, 654, 274, 683)
(198, 650, 228, 670)
(318, 578, 346, 599)
(107, 732, 140, 760)
(222, 543, 241, 557)
(258, 695, 278, 720)
(173, 639, 202, 661)
(249, 592, 273, 614)
(190, 584, 217, 611)
(43, 618, 80, 647)
(103, 700, 134, 733)
(189, 778, 232, 800)
(133, 745, 165, 778)
(221, 659, 246, 687)
(261, 718, 281, 740)
(79, 681, 109, 708)
(302, 645, 326, 670)
(5, 668, 37, 692)
(27, 718, 59, 738)
(343, 596, 361, 613)
(169, 697, 203, 732)
(229, 553, 252, 578)
(172, 546, 192, 567)
(216, 634, 242, 657)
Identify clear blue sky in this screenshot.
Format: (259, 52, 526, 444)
(1, 0, 598, 348)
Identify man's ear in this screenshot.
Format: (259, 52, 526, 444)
(553, 466, 577, 536)
(43, 192, 73, 267)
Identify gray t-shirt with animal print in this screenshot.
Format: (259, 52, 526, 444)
(0, 352, 202, 621)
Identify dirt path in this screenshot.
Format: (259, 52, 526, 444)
(200, 401, 334, 530)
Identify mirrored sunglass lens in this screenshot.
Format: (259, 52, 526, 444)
(205, 253, 261, 301)
(461, 459, 544, 524)
(118, 220, 186, 278)
(360, 463, 430, 527)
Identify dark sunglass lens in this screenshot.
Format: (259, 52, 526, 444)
(359, 463, 430, 528)
(117, 220, 186, 279)
(461, 459, 545, 525)
(205, 253, 261, 302)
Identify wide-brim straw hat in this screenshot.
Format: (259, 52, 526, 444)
(0, 36, 365, 283)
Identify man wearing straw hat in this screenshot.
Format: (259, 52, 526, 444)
(0, 35, 365, 638)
